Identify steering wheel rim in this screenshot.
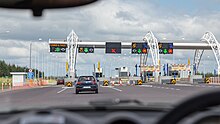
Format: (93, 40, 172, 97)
(157, 90, 220, 124)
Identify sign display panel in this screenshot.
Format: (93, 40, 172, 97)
(105, 42, 121, 54)
(78, 47, 94, 53)
(131, 42, 149, 54)
(50, 44, 67, 53)
(158, 43, 173, 54)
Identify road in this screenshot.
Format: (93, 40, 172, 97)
(0, 83, 219, 110)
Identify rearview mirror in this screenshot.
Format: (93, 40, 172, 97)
(0, 0, 98, 17)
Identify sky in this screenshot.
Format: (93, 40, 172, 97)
(0, 0, 219, 77)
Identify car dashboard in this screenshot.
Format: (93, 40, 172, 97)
(0, 106, 220, 124)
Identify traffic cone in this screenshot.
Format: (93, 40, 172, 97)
(111, 81, 115, 86)
(119, 80, 123, 86)
(127, 81, 130, 86)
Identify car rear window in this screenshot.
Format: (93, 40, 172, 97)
(78, 76, 95, 81)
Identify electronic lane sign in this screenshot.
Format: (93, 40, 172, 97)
(50, 44, 67, 53)
(78, 47, 94, 53)
(158, 43, 173, 54)
(131, 42, 149, 54)
(105, 42, 121, 54)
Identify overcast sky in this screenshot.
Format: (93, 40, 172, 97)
(0, 0, 219, 76)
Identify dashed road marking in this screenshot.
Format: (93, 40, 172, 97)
(61, 86, 75, 89)
(109, 87, 122, 92)
(57, 88, 68, 94)
(175, 84, 193, 87)
(139, 85, 153, 88)
(140, 85, 180, 91)
(100, 85, 113, 88)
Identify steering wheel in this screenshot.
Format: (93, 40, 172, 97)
(157, 90, 220, 124)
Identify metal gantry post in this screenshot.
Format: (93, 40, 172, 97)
(143, 31, 160, 82)
(67, 30, 78, 78)
(201, 31, 220, 75)
(193, 49, 204, 75)
(143, 31, 160, 66)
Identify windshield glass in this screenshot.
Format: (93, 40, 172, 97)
(78, 76, 95, 81)
(0, 0, 219, 112)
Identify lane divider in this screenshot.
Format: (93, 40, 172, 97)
(140, 85, 180, 91)
(57, 86, 75, 94)
(57, 88, 68, 94)
(109, 87, 122, 92)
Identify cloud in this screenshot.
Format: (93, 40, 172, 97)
(0, 0, 219, 76)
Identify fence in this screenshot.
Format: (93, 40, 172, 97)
(209, 77, 220, 84)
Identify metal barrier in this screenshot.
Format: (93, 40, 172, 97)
(209, 77, 220, 83)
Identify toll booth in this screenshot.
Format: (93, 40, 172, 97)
(141, 65, 160, 82)
(144, 71, 154, 82)
(119, 67, 129, 77)
(119, 67, 129, 83)
(169, 64, 190, 80)
(93, 68, 103, 79)
(168, 71, 180, 76)
(10, 72, 27, 86)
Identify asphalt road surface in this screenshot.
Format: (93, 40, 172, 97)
(0, 83, 220, 111)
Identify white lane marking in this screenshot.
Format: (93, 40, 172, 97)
(175, 84, 193, 87)
(109, 87, 122, 92)
(57, 88, 68, 94)
(62, 87, 75, 89)
(139, 85, 153, 87)
(100, 85, 113, 88)
(137, 84, 181, 91)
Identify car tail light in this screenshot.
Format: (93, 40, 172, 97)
(77, 82, 81, 85)
(92, 81, 97, 85)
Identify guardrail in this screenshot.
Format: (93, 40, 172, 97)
(209, 77, 220, 84)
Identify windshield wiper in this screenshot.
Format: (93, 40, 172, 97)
(89, 98, 144, 106)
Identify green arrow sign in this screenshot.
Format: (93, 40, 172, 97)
(137, 49, 142, 54)
(163, 49, 168, 54)
(55, 47, 61, 52)
(84, 48, 89, 53)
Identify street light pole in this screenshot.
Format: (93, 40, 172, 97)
(34, 42, 37, 80)
(29, 42, 32, 69)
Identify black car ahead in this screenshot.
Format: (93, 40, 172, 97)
(57, 78, 65, 85)
(75, 76, 98, 94)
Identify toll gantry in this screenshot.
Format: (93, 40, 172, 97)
(48, 30, 219, 84)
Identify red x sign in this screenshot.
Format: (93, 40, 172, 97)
(111, 48, 116, 53)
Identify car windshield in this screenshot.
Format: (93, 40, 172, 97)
(79, 76, 95, 81)
(0, 0, 219, 112)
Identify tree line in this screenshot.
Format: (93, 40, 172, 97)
(0, 60, 42, 77)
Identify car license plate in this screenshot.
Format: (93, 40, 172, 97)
(83, 86, 91, 88)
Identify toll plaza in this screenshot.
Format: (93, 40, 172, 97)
(49, 30, 220, 85)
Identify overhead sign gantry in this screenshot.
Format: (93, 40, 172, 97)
(49, 30, 220, 79)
